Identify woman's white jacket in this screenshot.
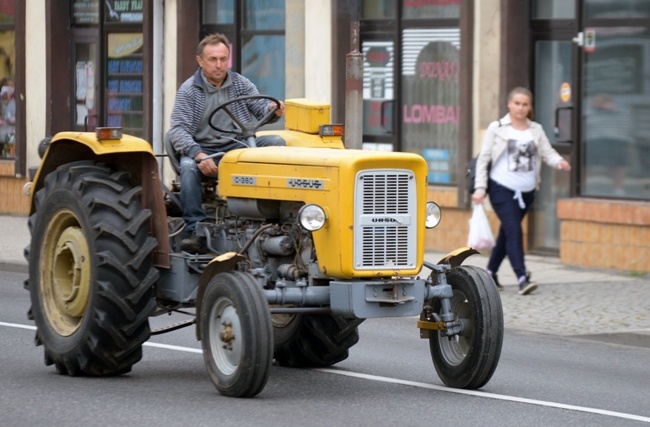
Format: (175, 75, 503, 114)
(473, 113, 564, 196)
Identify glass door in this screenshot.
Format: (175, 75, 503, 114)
(530, 38, 576, 253)
(362, 33, 395, 150)
(529, 2, 579, 253)
(72, 30, 100, 132)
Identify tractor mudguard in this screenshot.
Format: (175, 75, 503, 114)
(28, 131, 170, 268)
(436, 247, 480, 268)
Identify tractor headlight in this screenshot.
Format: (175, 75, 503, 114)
(298, 204, 326, 231)
(425, 202, 442, 229)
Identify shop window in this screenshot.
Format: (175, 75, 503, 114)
(581, 27, 650, 199)
(71, 0, 146, 137)
(401, 28, 460, 184)
(362, 0, 396, 19)
(402, 0, 459, 19)
(532, 0, 575, 19)
(585, 0, 650, 19)
(106, 32, 144, 136)
(360, 1, 463, 185)
(0, 0, 15, 161)
(201, 0, 285, 111)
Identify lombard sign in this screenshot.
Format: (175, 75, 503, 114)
(402, 30, 460, 184)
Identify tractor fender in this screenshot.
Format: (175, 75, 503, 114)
(195, 252, 248, 340)
(436, 246, 480, 268)
(28, 132, 170, 268)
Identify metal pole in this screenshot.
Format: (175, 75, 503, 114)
(345, 21, 363, 149)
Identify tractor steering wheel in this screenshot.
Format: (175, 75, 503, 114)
(208, 95, 282, 143)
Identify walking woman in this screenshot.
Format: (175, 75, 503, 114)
(472, 87, 571, 295)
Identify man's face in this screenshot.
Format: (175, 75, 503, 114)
(197, 42, 230, 86)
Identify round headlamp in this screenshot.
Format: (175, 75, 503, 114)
(298, 204, 327, 231)
(425, 202, 442, 229)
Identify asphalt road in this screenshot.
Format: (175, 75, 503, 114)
(2, 270, 649, 426)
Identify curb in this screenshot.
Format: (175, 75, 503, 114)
(0, 261, 28, 274)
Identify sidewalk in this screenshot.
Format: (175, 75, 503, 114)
(2, 214, 649, 347)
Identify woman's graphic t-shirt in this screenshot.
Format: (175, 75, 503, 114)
(490, 127, 537, 192)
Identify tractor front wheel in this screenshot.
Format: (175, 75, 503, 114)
(429, 265, 503, 389)
(200, 271, 273, 397)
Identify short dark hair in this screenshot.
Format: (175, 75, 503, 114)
(197, 33, 231, 57)
(508, 86, 535, 121)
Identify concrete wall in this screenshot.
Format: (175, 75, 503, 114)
(472, 0, 501, 155)
(304, 0, 332, 104)
(285, 0, 305, 99)
(25, 0, 46, 174)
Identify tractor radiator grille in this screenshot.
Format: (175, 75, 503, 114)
(354, 170, 417, 270)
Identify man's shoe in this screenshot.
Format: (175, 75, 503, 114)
(518, 278, 538, 295)
(180, 235, 208, 254)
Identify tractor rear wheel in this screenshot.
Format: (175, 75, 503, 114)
(429, 265, 503, 389)
(200, 271, 273, 397)
(273, 314, 364, 368)
(28, 161, 158, 376)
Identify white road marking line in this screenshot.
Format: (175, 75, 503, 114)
(144, 341, 202, 353)
(3, 321, 649, 423)
(0, 321, 36, 330)
(317, 369, 650, 423)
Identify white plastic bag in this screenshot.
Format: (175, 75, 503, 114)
(467, 204, 496, 250)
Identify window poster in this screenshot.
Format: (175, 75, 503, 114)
(106, 33, 144, 135)
(73, 0, 99, 25)
(105, 0, 143, 23)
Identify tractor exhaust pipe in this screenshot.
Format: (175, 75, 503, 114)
(345, 21, 363, 149)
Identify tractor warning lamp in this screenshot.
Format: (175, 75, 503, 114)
(319, 124, 344, 137)
(96, 127, 123, 140)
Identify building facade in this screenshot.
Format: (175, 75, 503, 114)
(1, 0, 648, 272)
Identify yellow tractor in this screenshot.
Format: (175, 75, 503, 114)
(24, 97, 503, 397)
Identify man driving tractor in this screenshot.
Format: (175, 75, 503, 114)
(167, 33, 285, 253)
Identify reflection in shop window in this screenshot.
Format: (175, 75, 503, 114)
(402, 0, 460, 19)
(0, 0, 15, 160)
(402, 28, 460, 184)
(241, 34, 285, 127)
(532, 0, 575, 19)
(245, 0, 284, 30)
(203, 0, 234, 24)
(362, 40, 394, 137)
(585, 0, 650, 19)
(361, 0, 396, 19)
(582, 27, 650, 199)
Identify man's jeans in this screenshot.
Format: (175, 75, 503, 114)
(180, 135, 285, 232)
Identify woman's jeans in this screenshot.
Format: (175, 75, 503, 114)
(180, 135, 285, 233)
(486, 179, 535, 279)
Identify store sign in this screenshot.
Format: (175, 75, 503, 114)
(584, 28, 596, 53)
(423, 148, 450, 183)
(106, 0, 143, 23)
(73, 0, 99, 24)
(560, 82, 571, 103)
(108, 33, 144, 58)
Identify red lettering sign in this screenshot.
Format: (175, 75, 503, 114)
(418, 61, 458, 81)
(403, 104, 459, 124)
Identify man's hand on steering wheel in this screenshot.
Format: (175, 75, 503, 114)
(269, 100, 285, 117)
(208, 95, 284, 140)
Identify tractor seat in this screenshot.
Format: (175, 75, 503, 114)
(164, 132, 219, 185)
(163, 132, 181, 176)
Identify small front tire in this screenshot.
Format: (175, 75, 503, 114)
(429, 265, 503, 389)
(200, 271, 273, 397)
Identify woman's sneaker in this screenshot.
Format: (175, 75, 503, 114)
(518, 277, 537, 295)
